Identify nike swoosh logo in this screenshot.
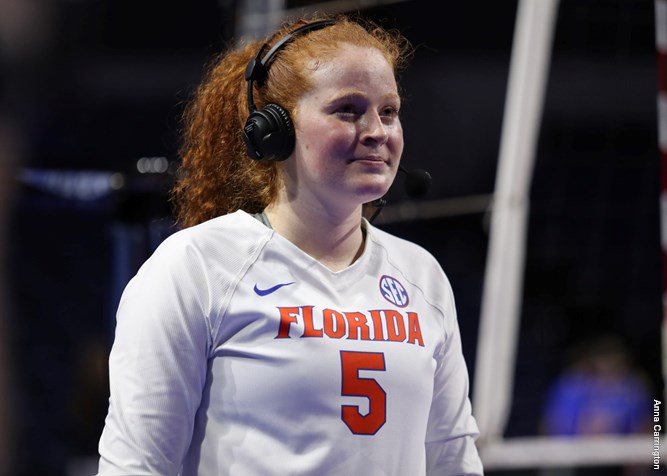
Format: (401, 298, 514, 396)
(253, 282, 295, 296)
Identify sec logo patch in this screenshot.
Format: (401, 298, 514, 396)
(379, 275, 409, 308)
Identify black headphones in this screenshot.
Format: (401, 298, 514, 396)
(242, 20, 337, 161)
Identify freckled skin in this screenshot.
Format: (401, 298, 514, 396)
(284, 44, 404, 214)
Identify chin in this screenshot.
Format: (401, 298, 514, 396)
(356, 183, 392, 204)
(339, 173, 394, 204)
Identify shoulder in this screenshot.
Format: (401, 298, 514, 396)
(367, 223, 446, 282)
(121, 210, 272, 326)
(155, 211, 270, 262)
(135, 211, 272, 288)
(367, 223, 456, 325)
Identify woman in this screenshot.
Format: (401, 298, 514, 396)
(96, 13, 483, 475)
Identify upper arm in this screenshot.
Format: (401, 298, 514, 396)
(97, 241, 212, 475)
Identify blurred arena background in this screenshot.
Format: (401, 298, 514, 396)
(0, 0, 663, 474)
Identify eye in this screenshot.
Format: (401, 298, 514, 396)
(335, 103, 360, 119)
(380, 106, 400, 124)
(381, 106, 399, 119)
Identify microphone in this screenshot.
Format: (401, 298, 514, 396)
(399, 164, 432, 198)
(369, 164, 432, 223)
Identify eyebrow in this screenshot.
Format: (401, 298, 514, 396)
(328, 90, 401, 104)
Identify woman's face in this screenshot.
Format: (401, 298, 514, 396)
(285, 43, 404, 213)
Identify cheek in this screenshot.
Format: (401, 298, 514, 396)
(298, 121, 356, 159)
(392, 135, 404, 158)
(391, 124, 404, 155)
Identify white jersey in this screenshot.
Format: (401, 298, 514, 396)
(97, 210, 483, 476)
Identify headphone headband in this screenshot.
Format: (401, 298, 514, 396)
(242, 19, 338, 161)
(245, 19, 337, 113)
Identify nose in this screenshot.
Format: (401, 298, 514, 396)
(360, 112, 389, 146)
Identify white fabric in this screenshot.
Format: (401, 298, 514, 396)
(97, 210, 483, 475)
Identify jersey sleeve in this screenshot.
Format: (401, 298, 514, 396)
(424, 274, 484, 476)
(96, 235, 214, 475)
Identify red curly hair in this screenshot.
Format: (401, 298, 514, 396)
(171, 13, 412, 228)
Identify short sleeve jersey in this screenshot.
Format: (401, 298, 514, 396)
(97, 210, 483, 475)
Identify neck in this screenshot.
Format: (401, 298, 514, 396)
(264, 200, 365, 272)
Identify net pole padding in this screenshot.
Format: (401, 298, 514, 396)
(473, 0, 559, 446)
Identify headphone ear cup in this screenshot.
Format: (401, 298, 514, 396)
(242, 103, 295, 161)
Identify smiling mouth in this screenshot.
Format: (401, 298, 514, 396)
(351, 156, 387, 164)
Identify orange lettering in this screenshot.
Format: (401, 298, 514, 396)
(277, 306, 423, 347)
(385, 310, 406, 342)
(276, 307, 299, 338)
(302, 305, 323, 337)
(344, 312, 371, 340)
(323, 309, 346, 339)
(369, 310, 385, 341)
(407, 312, 424, 347)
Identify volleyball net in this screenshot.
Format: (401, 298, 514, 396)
(472, 0, 667, 470)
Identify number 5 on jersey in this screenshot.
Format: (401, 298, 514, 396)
(340, 351, 387, 435)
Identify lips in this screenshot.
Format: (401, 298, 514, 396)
(351, 155, 387, 164)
